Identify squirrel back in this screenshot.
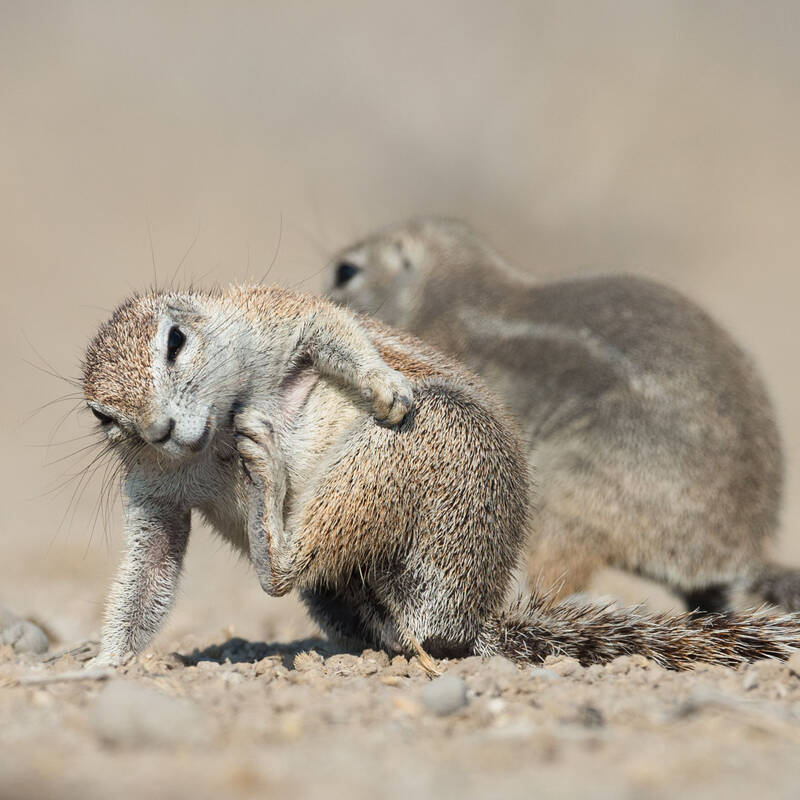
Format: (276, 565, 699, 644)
(325, 219, 798, 615)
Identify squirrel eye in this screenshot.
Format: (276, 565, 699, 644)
(334, 261, 361, 288)
(90, 406, 113, 425)
(167, 326, 185, 362)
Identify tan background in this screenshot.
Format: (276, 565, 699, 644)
(2, 1, 799, 648)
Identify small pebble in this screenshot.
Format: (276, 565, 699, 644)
(484, 655, 518, 675)
(577, 704, 605, 728)
(529, 667, 560, 682)
(748, 658, 785, 679)
(0, 607, 49, 655)
(605, 655, 649, 675)
(785, 651, 800, 678)
(421, 675, 468, 716)
(546, 657, 582, 677)
(1, 620, 49, 655)
(294, 651, 324, 672)
(357, 649, 390, 675)
(487, 698, 506, 715)
(325, 654, 360, 675)
(742, 671, 759, 691)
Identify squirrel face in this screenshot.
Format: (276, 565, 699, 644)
(325, 217, 491, 327)
(325, 222, 431, 328)
(82, 292, 243, 463)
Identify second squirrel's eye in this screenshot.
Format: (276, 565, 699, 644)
(334, 261, 361, 288)
(167, 326, 185, 362)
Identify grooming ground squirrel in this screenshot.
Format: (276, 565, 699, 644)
(327, 218, 800, 613)
(83, 286, 800, 669)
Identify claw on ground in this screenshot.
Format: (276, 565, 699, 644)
(408, 634, 442, 677)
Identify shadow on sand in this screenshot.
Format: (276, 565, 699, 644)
(176, 636, 356, 670)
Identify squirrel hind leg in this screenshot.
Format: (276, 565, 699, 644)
(683, 584, 731, 615)
(523, 511, 611, 602)
(299, 583, 378, 652)
(731, 563, 800, 612)
(299, 579, 415, 659)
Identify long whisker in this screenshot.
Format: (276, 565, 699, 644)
(288, 260, 334, 291)
(169, 220, 202, 289)
(44, 438, 112, 467)
(45, 402, 86, 452)
(47, 440, 116, 552)
(259, 212, 283, 285)
(147, 217, 159, 291)
(22, 393, 84, 425)
(21, 331, 81, 388)
(21, 357, 81, 389)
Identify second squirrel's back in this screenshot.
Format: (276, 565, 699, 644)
(325, 218, 797, 613)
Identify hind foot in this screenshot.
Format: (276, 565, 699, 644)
(407, 634, 442, 677)
(748, 565, 800, 612)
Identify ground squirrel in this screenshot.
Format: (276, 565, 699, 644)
(82, 285, 800, 670)
(326, 217, 800, 614)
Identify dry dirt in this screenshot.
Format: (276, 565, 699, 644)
(3, 3, 800, 798)
(3, 632, 800, 800)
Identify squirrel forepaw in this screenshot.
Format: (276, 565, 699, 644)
(92, 648, 133, 669)
(362, 367, 413, 426)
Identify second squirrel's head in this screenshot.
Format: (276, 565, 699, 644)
(83, 291, 242, 462)
(325, 217, 506, 328)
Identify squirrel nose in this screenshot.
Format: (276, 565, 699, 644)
(142, 418, 175, 444)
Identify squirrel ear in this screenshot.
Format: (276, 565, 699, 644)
(166, 299, 205, 322)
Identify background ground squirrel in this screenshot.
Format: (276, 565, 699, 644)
(83, 285, 800, 669)
(326, 218, 800, 613)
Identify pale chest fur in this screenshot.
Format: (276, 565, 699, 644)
(195, 377, 366, 563)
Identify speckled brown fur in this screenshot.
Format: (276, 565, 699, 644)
(83, 285, 800, 670)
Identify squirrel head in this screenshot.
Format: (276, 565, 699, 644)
(324, 217, 499, 327)
(82, 291, 242, 462)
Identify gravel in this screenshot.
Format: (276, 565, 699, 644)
(421, 674, 469, 715)
(0, 607, 49, 655)
(89, 680, 212, 748)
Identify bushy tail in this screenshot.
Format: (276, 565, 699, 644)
(476, 591, 800, 670)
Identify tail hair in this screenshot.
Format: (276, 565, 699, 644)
(476, 589, 800, 670)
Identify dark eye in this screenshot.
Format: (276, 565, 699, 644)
(90, 406, 113, 425)
(334, 261, 361, 288)
(167, 326, 185, 362)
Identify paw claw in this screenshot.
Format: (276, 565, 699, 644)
(233, 408, 278, 482)
(363, 368, 413, 426)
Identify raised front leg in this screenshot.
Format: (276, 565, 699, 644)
(98, 490, 190, 664)
(234, 408, 297, 596)
(296, 305, 413, 425)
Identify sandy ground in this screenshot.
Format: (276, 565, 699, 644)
(3, 2, 800, 797)
(3, 636, 800, 799)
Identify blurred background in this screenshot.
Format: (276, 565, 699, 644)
(2, 1, 799, 648)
